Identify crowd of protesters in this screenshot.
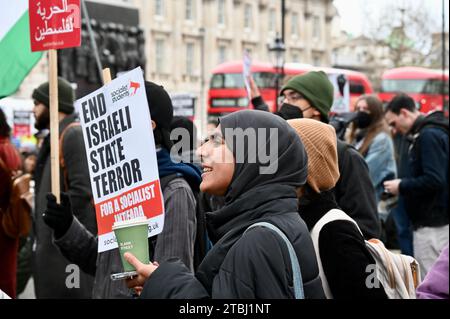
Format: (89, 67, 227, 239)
(0, 68, 448, 299)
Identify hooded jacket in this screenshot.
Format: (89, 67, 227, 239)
(140, 110, 325, 299)
(399, 115, 449, 229)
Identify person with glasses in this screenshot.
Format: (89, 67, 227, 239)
(248, 72, 381, 240)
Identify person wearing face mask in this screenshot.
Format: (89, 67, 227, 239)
(248, 73, 381, 240)
(346, 95, 397, 221)
(123, 110, 325, 299)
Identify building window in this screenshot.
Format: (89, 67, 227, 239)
(313, 16, 321, 40)
(269, 9, 276, 32)
(218, 45, 227, 64)
(292, 53, 299, 63)
(313, 55, 321, 66)
(186, 0, 194, 20)
(186, 43, 194, 76)
(244, 4, 252, 29)
(155, 39, 165, 73)
(291, 13, 298, 36)
(218, 0, 225, 25)
(155, 0, 164, 16)
(332, 48, 338, 63)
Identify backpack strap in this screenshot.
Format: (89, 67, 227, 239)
(310, 209, 362, 299)
(244, 222, 305, 299)
(59, 122, 81, 190)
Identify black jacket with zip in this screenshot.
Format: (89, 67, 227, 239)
(140, 185, 325, 299)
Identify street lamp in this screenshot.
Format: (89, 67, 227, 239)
(268, 34, 286, 111)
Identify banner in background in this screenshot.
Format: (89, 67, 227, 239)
(328, 73, 350, 113)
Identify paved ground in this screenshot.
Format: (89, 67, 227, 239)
(17, 277, 36, 299)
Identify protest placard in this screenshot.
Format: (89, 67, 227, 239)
(75, 67, 164, 252)
(29, 0, 81, 52)
(329, 73, 350, 113)
(13, 110, 32, 137)
(243, 50, 252, 100)
(29, 0, 82, 202)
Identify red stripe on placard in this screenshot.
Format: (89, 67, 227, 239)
(94, 180, 163, 235)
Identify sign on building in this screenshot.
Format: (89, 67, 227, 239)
(170, 93, 196, 118)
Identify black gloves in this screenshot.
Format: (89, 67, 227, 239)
(43, 192, 74, 239)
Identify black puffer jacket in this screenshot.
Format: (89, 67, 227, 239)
(335, 140, 380, 239)
(140, 110, 325, 299)
(140, 185, 324, 299)
(399, 115, 449, 229)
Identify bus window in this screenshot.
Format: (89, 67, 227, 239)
(349, 81, 365, 94)
(210, 73, 245, 88)
(210, 72, 277, 89)
(210, 74, 224, 88)
(253, 72, 278, 88)
(424, 80, 449, 95)
(381, 79, 442, 94)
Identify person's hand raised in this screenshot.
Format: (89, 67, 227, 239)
(247, 75, 261, 99)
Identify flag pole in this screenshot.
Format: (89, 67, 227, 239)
(49, 49, 60, 203)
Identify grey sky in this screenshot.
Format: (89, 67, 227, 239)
(333, 0, 449, 36)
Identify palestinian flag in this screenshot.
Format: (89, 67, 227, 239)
(0, 0, 43, 98)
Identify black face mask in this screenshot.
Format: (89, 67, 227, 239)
(354, 111, 372, 129)
(278, 103, 304, 120)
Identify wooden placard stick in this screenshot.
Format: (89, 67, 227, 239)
(49, 49, 60, 203)
(103, 68, 112, 84)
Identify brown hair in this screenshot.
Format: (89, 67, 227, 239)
(347, 94, 391, 156)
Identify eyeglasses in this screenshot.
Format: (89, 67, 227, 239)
(282, 92, 305, 103)
(201, 132, 224, 147)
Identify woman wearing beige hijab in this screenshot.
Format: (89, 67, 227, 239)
(288, 118, 387, 299)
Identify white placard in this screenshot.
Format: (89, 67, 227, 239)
(75, 67, 164, 252)
(328, 73, 350, 113)
(243, 50, 252, 100)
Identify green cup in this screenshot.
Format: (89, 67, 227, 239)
(112, 217, 149, 273)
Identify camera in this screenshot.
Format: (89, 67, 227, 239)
(329, 112, 358, 140)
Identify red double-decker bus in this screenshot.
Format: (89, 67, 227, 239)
(208, 61, 373, 117)
(379, 67, 449, 116)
